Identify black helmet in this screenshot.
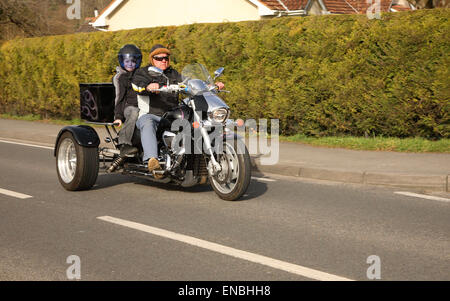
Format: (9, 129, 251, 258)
(118, 44, 142, 70)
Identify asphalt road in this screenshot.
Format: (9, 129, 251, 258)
(0, 140, 449, 281)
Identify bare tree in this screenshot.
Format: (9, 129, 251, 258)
(0, 0, 111, 41)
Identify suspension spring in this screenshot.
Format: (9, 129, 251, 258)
(107, 156, 124, 173)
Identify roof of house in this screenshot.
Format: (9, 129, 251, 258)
(321, 0, 359, 14)
(391, 4, 412, 11)
(258, 0, 309, 10)
(260, 0, 412, 13)
(347, 0, 393, 13)
(90, 0, 122, 24)
(322, 0, 410, 14)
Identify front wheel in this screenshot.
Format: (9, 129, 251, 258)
(209, 139, 251, 201)
(56, 131, 99, 191)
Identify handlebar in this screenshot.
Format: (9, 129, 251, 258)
(149, 83, 229, 94)
(150, 84, 188, 93)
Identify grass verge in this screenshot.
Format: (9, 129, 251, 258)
(281, 134, 450, 153)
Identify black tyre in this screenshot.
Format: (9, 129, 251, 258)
(56, 131, 99, 191)
(209, 139, 251, 201)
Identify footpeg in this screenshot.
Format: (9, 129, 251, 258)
(153, 169, 165, 179)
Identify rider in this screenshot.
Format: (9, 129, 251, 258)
(132, 44, 182, 174)
(113, 44, 142, 157)
(132, 44, 225, 175)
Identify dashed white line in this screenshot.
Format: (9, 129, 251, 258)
(97, 215, 353, 281)
(0, 138, 54, 150)
(394, 191, 450, 203)
(0, 188, 33, 199)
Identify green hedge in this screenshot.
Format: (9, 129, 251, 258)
(0, 9, 448, 138)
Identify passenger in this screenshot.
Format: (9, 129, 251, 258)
(113, 44, 142, 157)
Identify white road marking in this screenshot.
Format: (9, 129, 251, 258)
(394, 191, 450, 203)
(251, 177, 276, 182)
(0, 188, 32, 199)
(97, 216, 353, 281)
(0, 138, 54, 150)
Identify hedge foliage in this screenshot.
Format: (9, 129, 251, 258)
(0, 9, 448, 138)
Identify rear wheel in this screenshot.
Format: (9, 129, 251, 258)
(56, 131, 99, 191)
(209, 139, 251, 201)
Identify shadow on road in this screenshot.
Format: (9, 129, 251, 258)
(239, 180, 268, 201)
(92, 172, 141, 190)
(93, 172, 268, 201)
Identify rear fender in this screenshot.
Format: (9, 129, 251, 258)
(54, 125, 100, 156)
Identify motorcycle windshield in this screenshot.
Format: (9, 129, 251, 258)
(181, 63, 214, 86)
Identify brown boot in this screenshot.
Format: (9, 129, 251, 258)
(147, 157, 160, 172)
(148, 158, 164, 179)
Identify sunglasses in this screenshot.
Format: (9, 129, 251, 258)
(153, 56, 170, 62)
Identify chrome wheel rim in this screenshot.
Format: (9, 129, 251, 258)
(57, 138, 77, 183)
(211, 142, 239, 194)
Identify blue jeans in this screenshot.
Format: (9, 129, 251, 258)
(136, 113, 161, 162)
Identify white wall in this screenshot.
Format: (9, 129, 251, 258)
(106, 0, 261, 31)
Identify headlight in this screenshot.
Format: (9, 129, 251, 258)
(209, 108, 229, 123)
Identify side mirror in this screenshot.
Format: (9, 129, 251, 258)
(148, 66, 169, 86)
(214, 67, 224, 80)
(148, 66, 164, 75)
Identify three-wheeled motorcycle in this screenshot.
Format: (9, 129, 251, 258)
(55, 64, 251, 201)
